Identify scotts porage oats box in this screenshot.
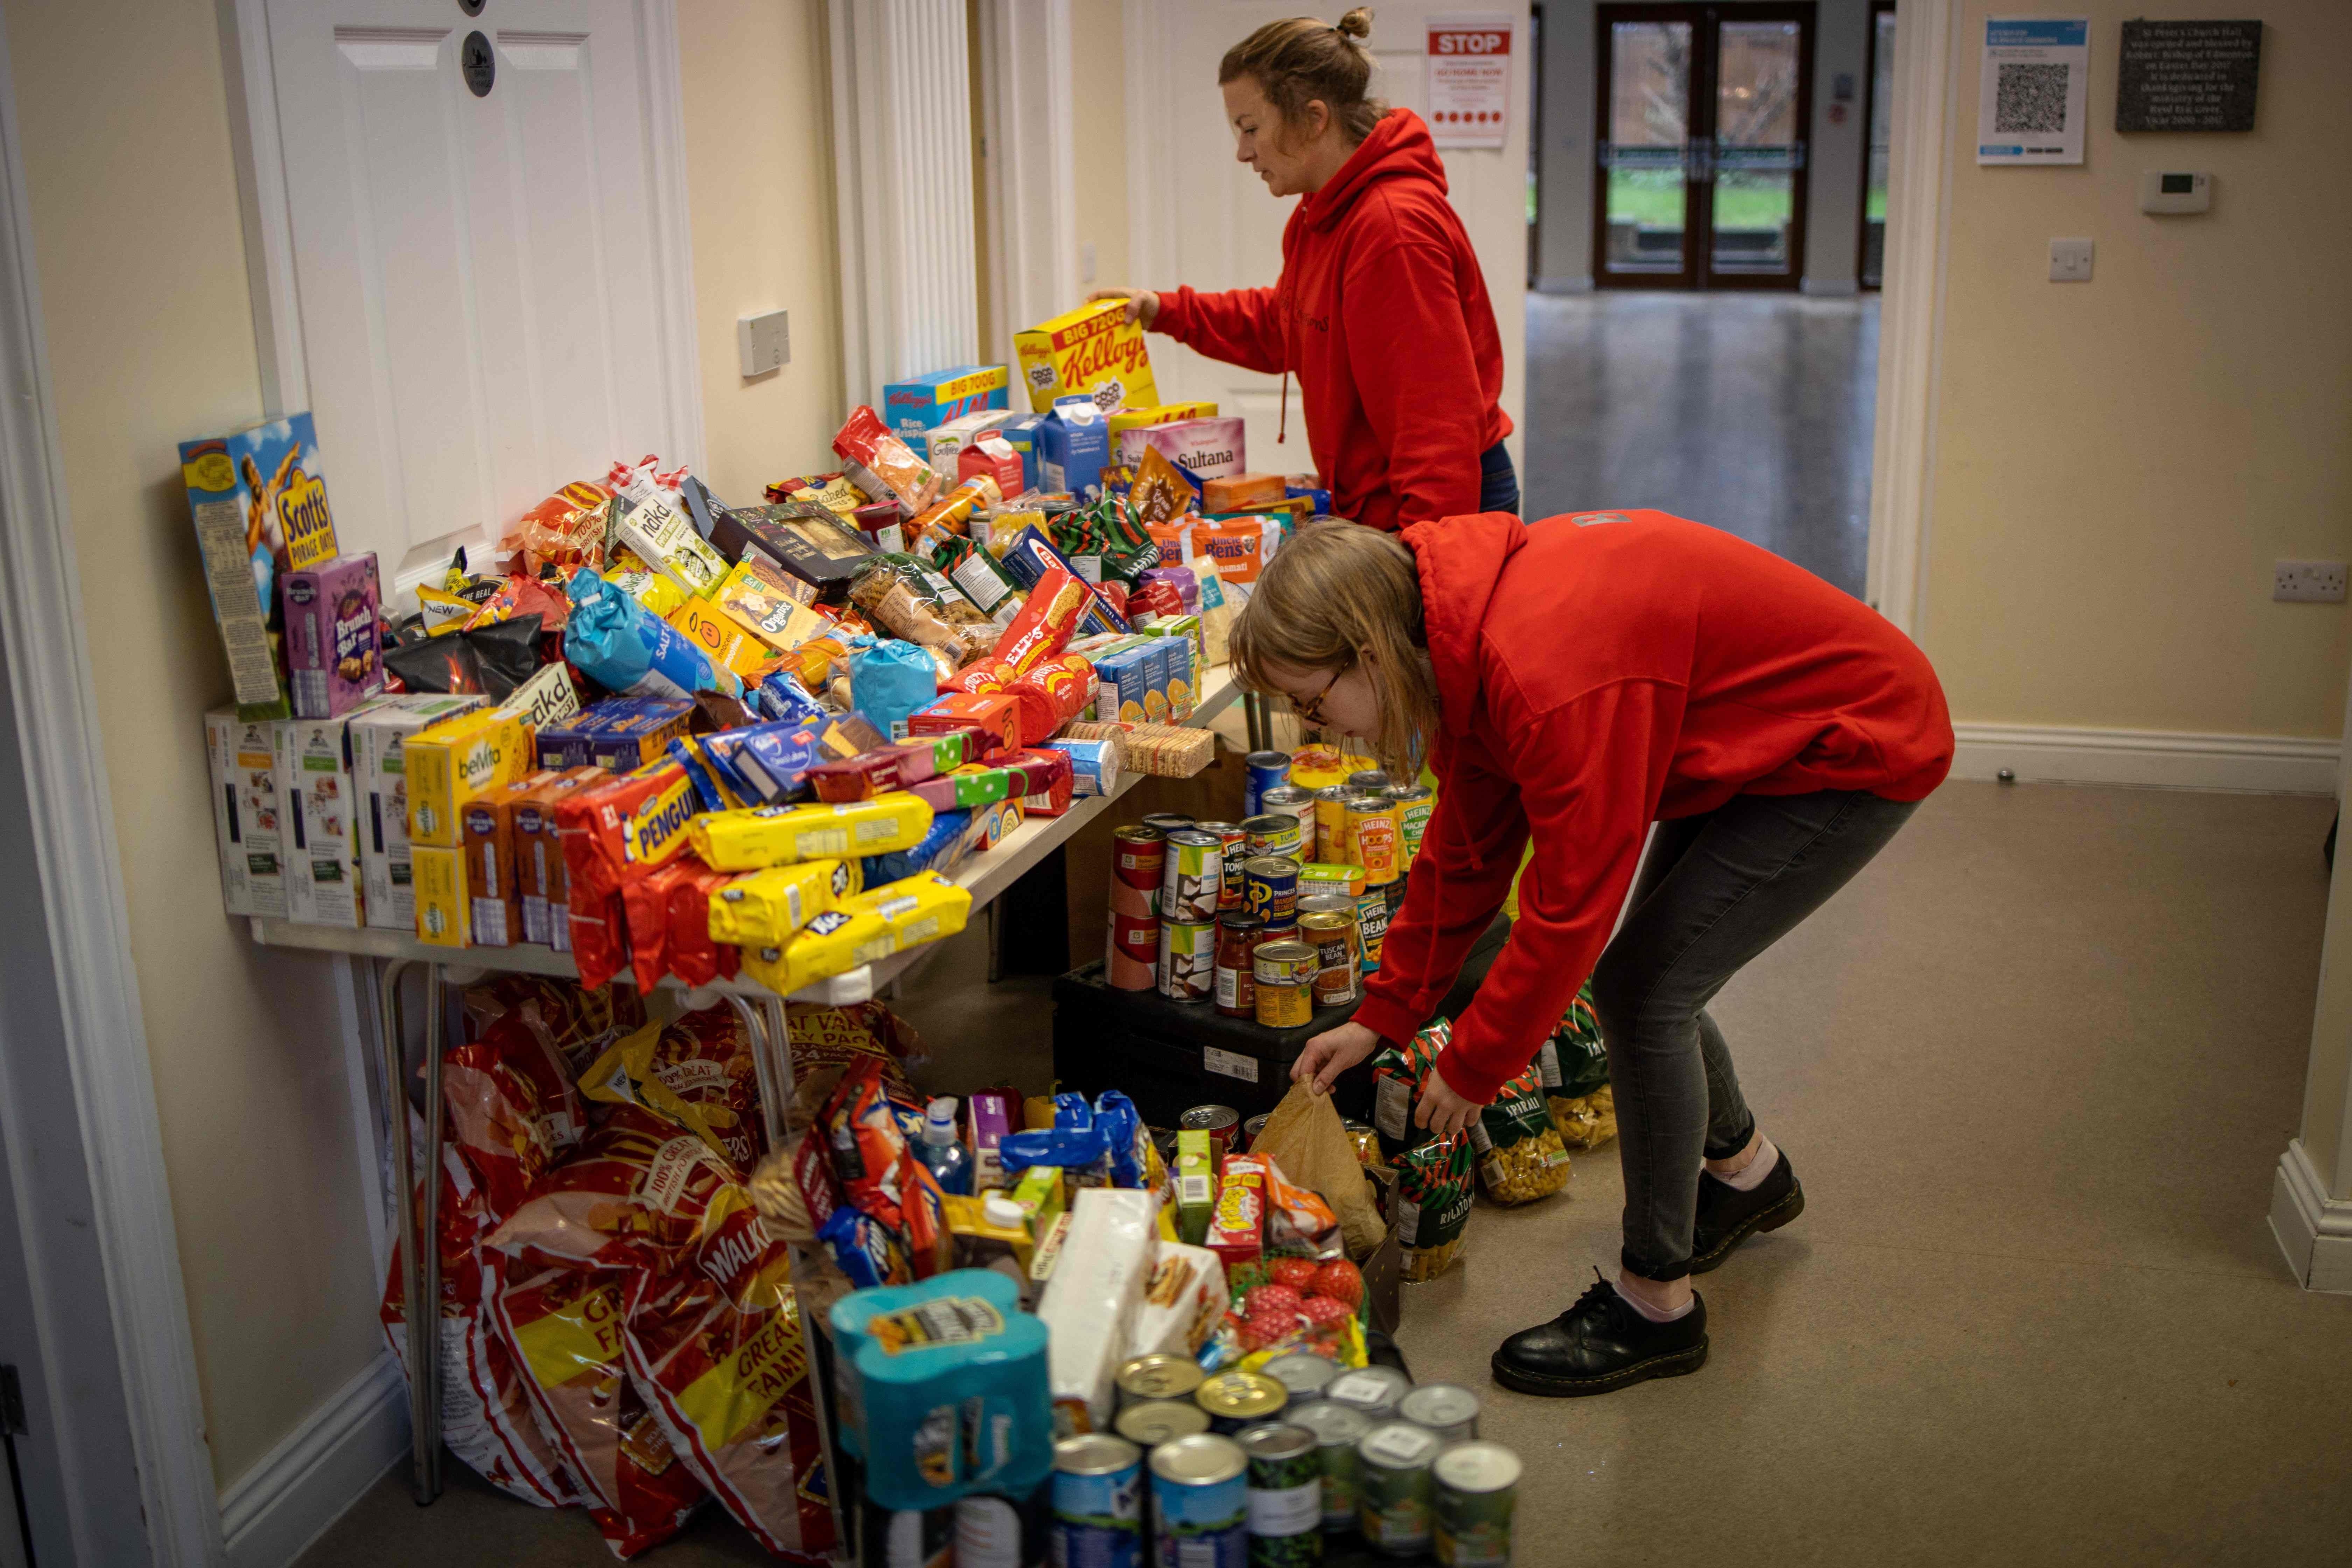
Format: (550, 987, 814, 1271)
(180, 412, 341, 720)
(1013, 298, 1160, 414)
(280, 550, 382, 719)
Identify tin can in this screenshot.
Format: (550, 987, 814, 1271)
(1311, 786, 1360, 864)
(1195, 1371, 1287, 1435)
(1113, 824, 1167, 900)
(1239, 1423, 1323, 1567)
(1119, 1353, 1206, 1411)
(862, 1500, 957, 1568)
(1296, 895, 1358, 965)
(1159, 920, 1217, 1003)
(1343, 796, 1400, 887)
(1259, 915, 1298, 943)
(1214, 912, 1267, 1018)
(1253, 940, 1318, 989)
(1149, 1434, 1249, 1568)
(1140, 812, 1196, 836)
(1243, 751, 1292, 817)
(1289, 1400, 1371, 1534)
(1299, 912, 1357, 1008)
(1345, 769, 1392, 793)
(1241, 1113, 1270, 1151)
(1259, 785, 1316, 846)
(1397, 1384, 1481, 1444)
(955, 1485, 1050, 1568)
(1115, 1399, 1210, 1455)
(1323, 1366, 1410, 1422)
(1241, 812, 1304, 862)
(1297, 862, 1368, 901)
(1241, 856, 1300, 924)
(1051, 1433, 1144, 1568)
(1107, 909, 1160, 991)
(1386, 785, 1434, 870)
(1196, 821, 1249, 910)
(1161, 830, 1223, 923)
(1355, 888, 1391, 974)
(1180, 1105, 1241, 1167)
(1260, 1353, 1339, 1407)
(1433, 1443, 1520, 1567)
(1355, 1421, 1443, 1556)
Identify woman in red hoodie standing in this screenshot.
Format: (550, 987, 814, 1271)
(1243, 512, 1954, 1396)
(1091, 10, 1515, 527)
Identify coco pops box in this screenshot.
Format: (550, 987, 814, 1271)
(180, 413, 341, 721)
(1013, 300, 1159, 415)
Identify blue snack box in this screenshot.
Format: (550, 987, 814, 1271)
(881, 365, 1010, 434)
(1094, 645, 1154, 724)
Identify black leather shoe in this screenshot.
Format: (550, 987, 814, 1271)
(1490, 1272, 1707, 1397)
(1689, 1147, 1805, 1275)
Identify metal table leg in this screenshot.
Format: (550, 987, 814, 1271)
(378, 959, 434, 1505)
(1243, 690, 1272, 752)
(418, 962, 447, 1500)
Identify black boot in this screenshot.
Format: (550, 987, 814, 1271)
(1689, 1146, 1805, 1275)
(1489, 1272, 1707, 1398)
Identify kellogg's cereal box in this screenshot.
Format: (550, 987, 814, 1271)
(882, 364, 1010, 433)
(1119, 415, 1246, 481)
(181, 413, 341, 720)
(1013, 300, 1160, 415)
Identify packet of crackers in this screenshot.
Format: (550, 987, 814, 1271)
(831, 406, 938, 517)
(708, 858, 863, 947)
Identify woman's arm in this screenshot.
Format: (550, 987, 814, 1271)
(1150, 285, 1289, 376)
(1340, 239, 1490, 523)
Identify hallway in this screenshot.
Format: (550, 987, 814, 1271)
(1521, 292, 1881, 597)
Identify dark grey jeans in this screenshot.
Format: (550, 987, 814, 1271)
(1590, 789, 1920, 1281)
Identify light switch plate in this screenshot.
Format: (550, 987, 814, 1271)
(2049, 238, 2094, 282)
(737, 309, 789, 377)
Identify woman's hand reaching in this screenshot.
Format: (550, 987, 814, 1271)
(1087, 288, 1160, 328)
(1292, 1020, 1379, 1095)
(1415, 1073, 1480, 1140)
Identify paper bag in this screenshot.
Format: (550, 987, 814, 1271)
(1253, 1080, 1386, 1260)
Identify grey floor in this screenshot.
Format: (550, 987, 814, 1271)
(1522, 291, 1880, 597)
(300, 782, 2350, 1566)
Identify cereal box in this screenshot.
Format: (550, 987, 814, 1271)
(1013, 300, 1159, 414)
(205, 708, 288, 918)
(180, 413, 341, 719)
(1107, 402, 1219, 438)
(882, 364, 1011, 434)
(280, 551, 382, 720)
(1119, 416, 1245, 480)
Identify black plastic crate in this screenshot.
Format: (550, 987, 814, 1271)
(1050, 913, 1512, 1129)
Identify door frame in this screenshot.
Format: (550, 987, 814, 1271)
(1590, 0, 1816, 291)
(1855, 0, 1897, 290)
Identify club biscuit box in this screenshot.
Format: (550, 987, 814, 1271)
(882, 364, 1012, 434)
(1013, 299, 1159, 414)
(180, 413, 340, 720)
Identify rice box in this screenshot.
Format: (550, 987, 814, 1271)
(1119, 416, 1245, 481)
(1013, 299, 1159, 414)
(205, 708, 288, 918)
(180, 413, 341, 720)
(280, 551, 382, 719)
(881, 364, 1010, 434)
(348, 694, 486, 929)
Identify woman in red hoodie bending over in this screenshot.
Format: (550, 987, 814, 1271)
(1091, 10, 1515, 526)
(1247, 513, 1954, 1396)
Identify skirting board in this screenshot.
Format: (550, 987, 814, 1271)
(1949, 723, 2339, 795)
(219, 1351, 407, 1568)
(1800, 277, 1861, 296)
(1531, 274, 1594, 294)
(2270, 1139, 2352, 1294)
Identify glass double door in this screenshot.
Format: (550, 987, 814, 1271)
(1593, 2, 1816, 289)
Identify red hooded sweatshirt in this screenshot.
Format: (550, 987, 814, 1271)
(1151, 109, 1509, 533)
(1351, 510, 1955, 1104)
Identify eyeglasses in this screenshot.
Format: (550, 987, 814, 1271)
(1290, 660, 1350, 728)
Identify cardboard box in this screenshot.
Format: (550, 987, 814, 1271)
(712, 556, 832, 655)
(348, 694, 486, 930)
(280, 551, 382, 719)
(405, 707, 534, 848)
(668, 600, 782, 684)
(205, 708, 288, 918)
(462, 771, 562, 948)
(535, 697, 693, 772)
(276, 705, 387, 928)
(882, 364, 1011, 433)
(1108, 401, 1219, 437)
(997, 414, 1048, 493)
(1036, 397, 1111, 500)
(1013, 300, 1158, 414)
(180, 414, 342, 719)
(1120, 416, 1246, 481)
(411, 845, 470, 947)
(511, 768, 603, 946)
(919, 408, 1016, 470)
(708, 503, 877, 591)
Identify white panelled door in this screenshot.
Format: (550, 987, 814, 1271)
(262, 0, 699, 603)
(1126, 1, 1530, 487)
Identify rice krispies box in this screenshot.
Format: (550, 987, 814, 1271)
(882, 365, 1010, 434)
(180, 413, 340, 721)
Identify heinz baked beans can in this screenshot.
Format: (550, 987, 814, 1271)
(1243, 750, 1292, 817)
(1345, 795, 1401, 886)
(1356, 887, 1392, 974)
(1160, 830, 1223, 923)
(1241, 812, 1303, 862)
(1195, 821, 1248, 910)
(1159, 919, 1217, 1002)
(1388, 784, 1434, 872)
(1241, 855, 1300, 925)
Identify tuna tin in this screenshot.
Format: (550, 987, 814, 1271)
(1117, 1353, 1205, 1410)
(1051, 1433, 1144, 1568)
(1289, 1400, 1371, 1534)
(1242, 812, 1304, 862)
(1115, 1399, 1210, 1455)
(1241, 855, 1300, 924)
(1386, 784, 1434, 870)
(1159, 919, 1217, 1003)
(1355, 1421, 1443, 1557)
(1239, 1422, 1322, 1566)
(1260, 1353, 1339, 1406)
(1299, 911, 1357, 1008)
(1343, 796, 1400, 887)
(1160, 830, 1224, 923)
(1150, 1434, 1249, 1568)
(1195, 1371, 1287, 1435)
(1195, 821, 1250, 909)
(1397, 1383, 1481, 1444)
(1140, 812, 1196, 836)
(1243, 751, 1291, 817)
(1433, 1442, 1521, 1567)
(1324, 1366, 1411, 1422)
(1214, 911, 1268, 1018)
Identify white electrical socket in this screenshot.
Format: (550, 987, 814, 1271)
(2049, 238, 2094, 282)
(2274, 560, 2348, 603)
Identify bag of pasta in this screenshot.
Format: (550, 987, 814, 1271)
(1391, 1132, 1474, 1282)
(847, 553, 996, 667)
(1539, 983, 1617, 1150)
(1470, 1065, 1570, 1204)
(1371, 1018, 1450, 1162)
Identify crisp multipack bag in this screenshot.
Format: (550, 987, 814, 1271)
(580, 1011, 768, 1177)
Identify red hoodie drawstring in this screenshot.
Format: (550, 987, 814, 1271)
(1277, 371, 1289, 444)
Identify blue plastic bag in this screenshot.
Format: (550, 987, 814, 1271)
(562, 567, 739, 700)
(850, 637, 940, 736)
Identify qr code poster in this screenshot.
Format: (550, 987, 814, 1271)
(1977, 16, 2088, 165)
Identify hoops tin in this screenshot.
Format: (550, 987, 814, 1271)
(1343, 796, 1401, 887)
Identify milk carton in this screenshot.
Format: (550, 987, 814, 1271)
(1036, 396, 1111, 500)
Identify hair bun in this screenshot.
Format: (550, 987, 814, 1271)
(1337, 8, 1373, 41)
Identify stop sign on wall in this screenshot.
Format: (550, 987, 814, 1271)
(1427, 13, 1516, 148)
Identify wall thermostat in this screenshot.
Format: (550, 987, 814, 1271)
(2139, 170, 2210, 215)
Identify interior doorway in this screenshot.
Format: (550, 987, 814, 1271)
(1857, 0, 1897, 288)
(1591, 1, 1816, 290)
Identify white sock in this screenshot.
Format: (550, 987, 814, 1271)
(1613, 1276, 1695, 1323)
(1715, 1135, 1780, 1194)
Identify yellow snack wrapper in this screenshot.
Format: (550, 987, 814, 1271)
(707, 858, 863, 946)
(577, 1019, 739, 1164)
(712, 556, 831, 655)
(668, 599, 784, 683)
(691, 794, 933, 871)
(604, 556, 687, 618)
(737, 872, 972, 994)
(846, 871, 970, 951)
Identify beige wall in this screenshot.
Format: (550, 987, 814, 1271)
(677, 0, 847, 497)
(1070, 0, 1130, 294)
(1920, 1, 2352, 738)
(3, 0, 383, 1489)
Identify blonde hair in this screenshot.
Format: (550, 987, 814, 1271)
(1231, 519, 1440, 776)
(1219, 9, 1388, 147)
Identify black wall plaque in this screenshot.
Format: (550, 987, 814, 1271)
(2116, 20, 2261, 132)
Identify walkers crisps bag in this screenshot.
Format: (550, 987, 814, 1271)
(581, 1009, 768, 1177)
